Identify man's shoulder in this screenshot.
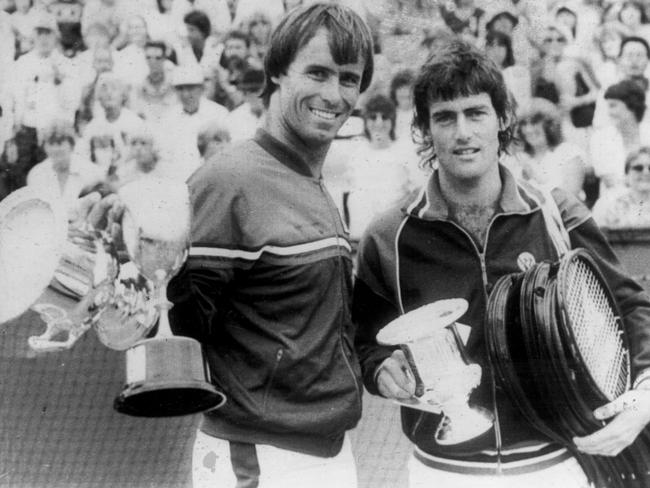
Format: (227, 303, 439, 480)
(202, 98, 229, 117)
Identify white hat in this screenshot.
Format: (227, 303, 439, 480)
(172, 64, 205, 87)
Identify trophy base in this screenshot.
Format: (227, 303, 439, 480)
(114, 380, 226, 417)
(114, 336, 226, 417)
(435, 405, 494, 445)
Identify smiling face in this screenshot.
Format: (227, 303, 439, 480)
(428, 92, 501, 183)
(620, 40, 649, 77)
(271, 28, 365, 148)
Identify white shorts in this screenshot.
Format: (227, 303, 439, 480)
(192, 430, 358, 488)
(408, 449, 592, 488)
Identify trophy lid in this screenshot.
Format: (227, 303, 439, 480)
(377, 298, 468, 345)
(0, 187, 68, 324)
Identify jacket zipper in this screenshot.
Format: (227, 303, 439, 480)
(318, 178, 363, 408)
(263, 348, 284, 412)
(446, 218, 503, 473)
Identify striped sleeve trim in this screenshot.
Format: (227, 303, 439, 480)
(190, 236, 352, 261)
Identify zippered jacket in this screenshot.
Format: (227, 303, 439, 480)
(167, 129, 363, 457)
(353, 165, 650, 464)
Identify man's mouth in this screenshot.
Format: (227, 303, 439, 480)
(453, 148, 480, 155)
(310, 108, 338, 121)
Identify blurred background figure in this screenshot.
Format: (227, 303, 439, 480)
(26, 119, 102, 210)
(225, 66, 264, 142)
(114, 123, 163, 186)
(243, 11, 272, 67)
(485, 30, 531, 109)
(389, 68, 415, 144)
(592, 146, 650, 228)
(345, 94, 420, 241)
(590, 78, 650, 198)
(196, 119, 230, 163)
(514, 98, 586, 198)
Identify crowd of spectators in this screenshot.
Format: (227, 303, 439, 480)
(2, 0, 650, 237)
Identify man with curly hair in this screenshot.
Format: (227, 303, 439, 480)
(353, 39, 650, 487)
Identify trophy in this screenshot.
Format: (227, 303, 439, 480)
(0, 186, 157, 353)
(377, 299, 494, 445)
(113, 178, 226, 417)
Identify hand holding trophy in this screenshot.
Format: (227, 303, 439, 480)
(112, 178, 226, 416)
(377, 299, 494, 445)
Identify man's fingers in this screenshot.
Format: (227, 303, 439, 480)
(69, 192, 101, 223)
(87, 194, 121, 230)
(376, 351, 416, 399)
(377, 372, 413, 399)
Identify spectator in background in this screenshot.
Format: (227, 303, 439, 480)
(590, 78, 650, 198)
(618, 1, 650, 44)
(592, 145, 650, 227)
(389, 69, 415, 143)
(244, 11, 273, 67)
(484, 30, 531, 109)
(219, 29, 254, 70)
(85, 125, 121, 178)
(438, 0, 485, 41)
(11, 0, 37, 56)
(113, 15, 150, 87)
(593, 36, 650, 127)
(114, 123, 162, 186)
(146, 0, 177, 47)
(158, 63, 228, 181)
(76, 45, 114, 134)
(170, 0, 232, 41)
(80, 0, 129, 45)
(515, 97, 586, 197)
(27, 119, 103, 210)
(130, 40, 176, 126)
(591, 21, 628, 90)
(196, 119, 230, 162)
(173, 9, 220, 73)
(75, 22, 113, 83)
(11, 12, 79, 188)
(346, 94, 418, 241)
(232, 0, 285, 29)
(225, 67, 265, 142)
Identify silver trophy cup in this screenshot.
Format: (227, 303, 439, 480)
(377, 299, 494, 445)
(113, 178, 226, 417)
(0, 187, 156, 353)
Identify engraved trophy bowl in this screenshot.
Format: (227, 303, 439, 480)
(377, 299, 494, 445)
(0, 187, 154, 353)
(113, 178, 226, 417)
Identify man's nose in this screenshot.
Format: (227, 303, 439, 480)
(455, 115, 471, 140)
(320, 77, 343, 104)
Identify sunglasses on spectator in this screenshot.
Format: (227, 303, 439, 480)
(631, 164, 650, 172)
(46, 135, 72, 144)
(146, 55, 164, 60)
(544, 36, 566, 44)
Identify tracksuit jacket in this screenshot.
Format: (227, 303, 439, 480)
(353, 165, 650, 470)
(167, 129, 362, 457)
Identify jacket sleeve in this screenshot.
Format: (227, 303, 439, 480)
(353, 224, 401, 396)
(167, 163, 239, 343)
(555, 189, 650, 383)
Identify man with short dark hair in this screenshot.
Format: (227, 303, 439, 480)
(165, 5, 374, 486)
(225, 67, 265, 141)
(353, 39, 650, 488)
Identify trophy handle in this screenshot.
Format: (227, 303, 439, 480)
(28, 303, 92, 352)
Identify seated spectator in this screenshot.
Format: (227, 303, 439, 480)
(438, 0, 485, 41)
(27, 119, 103, 210)
(225, 67, 265, 142)
(515, 98, 586, 197)
(74, 22, 115, 85)
(172, 9, 220, 73)
(591, 21, 628, 90)
(485, 30, 531, 109)
(130, 40, 177, 126)
(618, 1, 650, 45)
(87, 128, 121, 178)
(590, 79, 650, 197)
(243, 11, 272, 68)
(389, 69, 415, 143)
(114, 124, 163, 186)
(592, 146, 650, 227)
(83, 72, 144, 142)
(346, 94, 420, 241)
(157, 63, 228, 181)
(196, 119, 231, 162)
(76, 46, 115, 133)
(113, 15, 150, 87)
(170, 0, 232, 41)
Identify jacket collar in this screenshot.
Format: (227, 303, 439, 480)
(253, 128, 314, 178)
(406, 163, 533, 221)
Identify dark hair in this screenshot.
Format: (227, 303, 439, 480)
(156, 0, 170, 14)
(260, 3, 374, 107)
(184, 10, 211, 39)
(144, 40, 166, 54)
(620, 35, 650, 58)
(619, 1, 648, 24)
(412, 39, 516, 169)
(363, 94, 396, 141)
(389, 69, 415, 105)
(225, 29, 251, 47)
(604, 79, 647, 121)
(485, 30, 515, 68)
(517, 99, 564, 154)
(556, 7, 577, 37)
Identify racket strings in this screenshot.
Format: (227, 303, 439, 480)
(564, 260, 629, 400)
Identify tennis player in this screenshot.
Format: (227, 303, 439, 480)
(353, 39, 650, 488)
